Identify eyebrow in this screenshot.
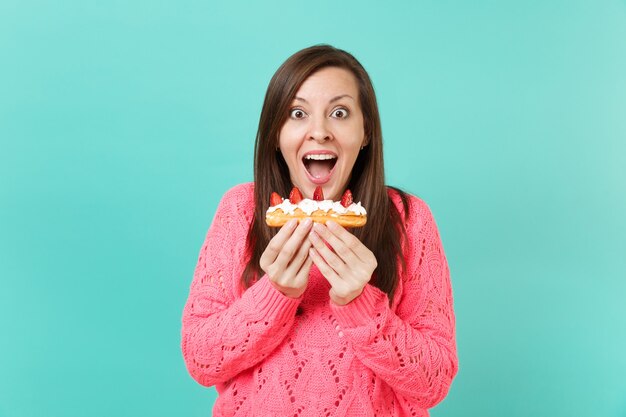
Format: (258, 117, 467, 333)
(294, 94, 355, 103)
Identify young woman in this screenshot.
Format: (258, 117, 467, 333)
(181, 45, 458, 417)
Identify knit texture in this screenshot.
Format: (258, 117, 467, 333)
(181, 183, 457, 417)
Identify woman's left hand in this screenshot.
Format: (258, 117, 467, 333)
(308, 220, 378, 306)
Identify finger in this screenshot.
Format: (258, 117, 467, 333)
(284, 238, 312, 278)
(309, 229, 349, 277)
(274, 218, 314, 269)
(309, 247, 344, 290)
(294, 255, 313, 285)
(260, 219, 298, 269)
(326, 220, 374, 263)
(312, 223, 360, 265)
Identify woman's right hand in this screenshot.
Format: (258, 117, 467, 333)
(260, 218, 314, 299)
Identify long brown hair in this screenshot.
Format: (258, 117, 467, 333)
(242, 45, 409, 303)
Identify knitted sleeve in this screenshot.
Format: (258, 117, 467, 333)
(181, 184, 301, 387)
(330, 196, 458, 409)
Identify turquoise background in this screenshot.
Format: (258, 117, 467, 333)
(1, 0, 625, 416)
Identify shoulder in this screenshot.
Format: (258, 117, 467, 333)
(386, 186, 435, 233)
(386, 187, 447, 282)
(218, 182, 255, 209)
(214, 182, 256, 226)
(221, 182, 255, 201)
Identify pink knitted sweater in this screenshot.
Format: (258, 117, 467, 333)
(181, 183, 457, 417)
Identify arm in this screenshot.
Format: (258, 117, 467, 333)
(181, 186, 301, 387)
(330, 198, 458, 408)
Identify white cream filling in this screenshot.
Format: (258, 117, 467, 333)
(267, 198, 367, 216)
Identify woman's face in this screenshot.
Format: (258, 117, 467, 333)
(278, 67, 366, 201)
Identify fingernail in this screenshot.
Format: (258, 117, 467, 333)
(302, 218, 312, 227)
(288, 219, 298, 228)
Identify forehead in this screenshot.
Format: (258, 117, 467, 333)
(295, 67, 359, 99)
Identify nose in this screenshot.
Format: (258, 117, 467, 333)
(308, 115, 333, 143)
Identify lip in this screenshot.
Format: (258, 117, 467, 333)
(301, 150, 338, 185)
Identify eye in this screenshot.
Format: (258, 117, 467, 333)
(331, 108, 349, 119)
(290, 108, 307, 119)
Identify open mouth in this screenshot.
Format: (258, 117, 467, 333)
(303, 153, 338, 184)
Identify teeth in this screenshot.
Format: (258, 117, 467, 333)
(304, 154, 337, 160)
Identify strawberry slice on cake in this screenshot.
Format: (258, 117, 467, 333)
(265, 186, 367, 228)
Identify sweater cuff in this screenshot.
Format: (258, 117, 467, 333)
(247, 275, 302, 323)
(330, 284, 388, 329)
